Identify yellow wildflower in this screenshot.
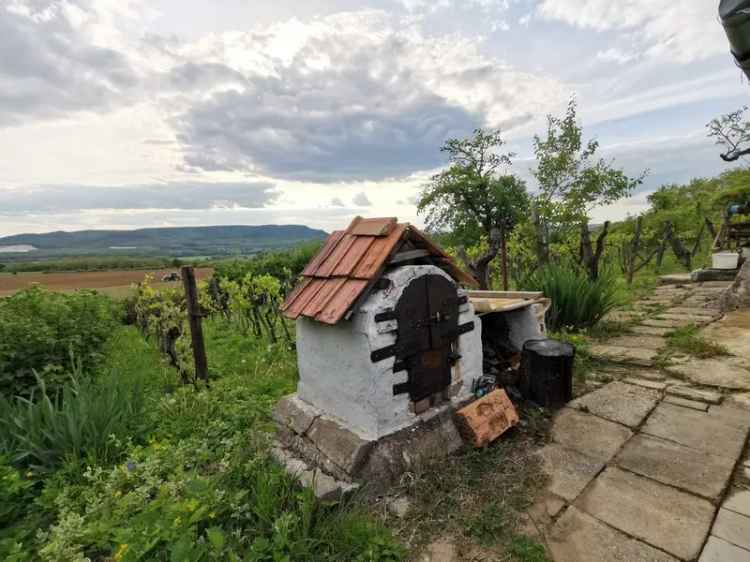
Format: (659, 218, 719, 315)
(113, 543, 129, 561)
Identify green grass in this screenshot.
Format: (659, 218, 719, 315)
(1, 318, 404, 562)
(508, 535, 552, 562)
(382, 403, 551, 559)
(665, 325, 730, 359)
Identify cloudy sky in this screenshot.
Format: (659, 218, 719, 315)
(0, 0, 746, 236)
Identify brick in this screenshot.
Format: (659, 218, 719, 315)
(454, 389, 519, 447)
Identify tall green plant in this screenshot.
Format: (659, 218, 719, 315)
(524, 265, 623, 331)
(0, 370, 145, 472)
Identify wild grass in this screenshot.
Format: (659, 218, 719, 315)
(665, 325, 730, 359)
(523, 265, 624, 331)
(382, 403, 551, 560)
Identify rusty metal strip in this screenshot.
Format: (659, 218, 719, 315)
(370, 344, 397, 362)
(393, 382, 410, 396)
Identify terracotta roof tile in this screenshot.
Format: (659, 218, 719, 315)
(282, 216, 477, 325)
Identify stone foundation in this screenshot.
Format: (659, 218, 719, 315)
(272, 393, 467, 498)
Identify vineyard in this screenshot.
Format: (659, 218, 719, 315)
(0, 243, 407, 562)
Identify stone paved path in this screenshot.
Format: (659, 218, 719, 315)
(531, 280, 750, 562)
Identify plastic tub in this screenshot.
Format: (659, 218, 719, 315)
(713, 252, 740, 270)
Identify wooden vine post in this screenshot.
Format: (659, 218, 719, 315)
(181, 266, 209, 383)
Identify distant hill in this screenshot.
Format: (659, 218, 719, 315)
(0, 225, 328, 260)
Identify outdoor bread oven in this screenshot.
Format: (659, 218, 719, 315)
(272, 217, 483, 496)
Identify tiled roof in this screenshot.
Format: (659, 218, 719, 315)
(281, 216, 478, 325)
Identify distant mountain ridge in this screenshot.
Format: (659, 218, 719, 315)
(0, 225, 328, 259)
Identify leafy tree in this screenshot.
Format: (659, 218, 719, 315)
(532, 98, 646, 278)
(707, 106, 750, 162)
(418, 129, 529, 288)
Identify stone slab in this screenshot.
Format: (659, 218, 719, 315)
(607, 335, 666, 350)
(272, 394, 320, 435)
(713, 508, 750, 551)
(548, 506, 679, 562)
(551, 408, 633, 462)
(642, 318, 693, 328)
(570, 381, 660, 428)
(631, 325, 674, 337)
(615, 434, 735, 500)
(666, 385, 724, 404)
(657, 314, 713, 325)
(589, 344, 656, 366)
(724, 488, 750, 518)
(536, 443, 604, 502)
(728, 392, 750, 410)
(707, 405, 750, 429)
(667, 358, 750, 391)
(628, 369, 667, 381)
(624, 377, 668, 391)
(666, 307, 720, 318)
(642, 403, 748, 460)
(664, 395, 709, 411)
(307, 417, 374, 474)
(699, 536, 750, 562)
(575, 467, 715, 560)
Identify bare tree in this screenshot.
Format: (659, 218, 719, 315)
(707, 106, 750, 162)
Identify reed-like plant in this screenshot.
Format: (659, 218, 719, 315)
(524, 265, 623, 331)
(0, 367, 145, 472)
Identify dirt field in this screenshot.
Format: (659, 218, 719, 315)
(0, 268, 214, 298)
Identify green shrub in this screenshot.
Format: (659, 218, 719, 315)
(0, 287, 119, 397)
(524, 265, 623, 331)
(0, 372, 145, 472)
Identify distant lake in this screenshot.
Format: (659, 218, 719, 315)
(109, 246, 138, 250)
(0, 244, 36, 253)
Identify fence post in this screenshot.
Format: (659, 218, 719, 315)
(181, 266, 209, 383)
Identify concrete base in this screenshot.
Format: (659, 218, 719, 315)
(272, 393, 467, 496)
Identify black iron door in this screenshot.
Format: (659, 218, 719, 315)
(394, 275, 459, 402)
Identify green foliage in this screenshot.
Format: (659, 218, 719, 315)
(215, 243, 322, 290)
(524, 265, 623, 331)
(0, 287, 118, 397)
(4, 256, 176, 273)
(665, 325, 730, 359)
(417, 128, 528, 243)
(508, 536, 552, 562)
(533, 98, 646, 227)
(0, 368, 146, 472)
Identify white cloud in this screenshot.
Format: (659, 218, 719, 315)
(353, 192, 372, 206)
(596, 47, 638, 65)
(537, 0, 726, 63)
(167, 10, 566, 181)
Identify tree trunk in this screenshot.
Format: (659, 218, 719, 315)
(580, 221, 610, 280)
(532, 208, 549, 265)
(457, 228, 502, 290)
(500, 224, 509, 290)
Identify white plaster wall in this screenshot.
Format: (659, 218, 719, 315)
(296, 265, 483, 441)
